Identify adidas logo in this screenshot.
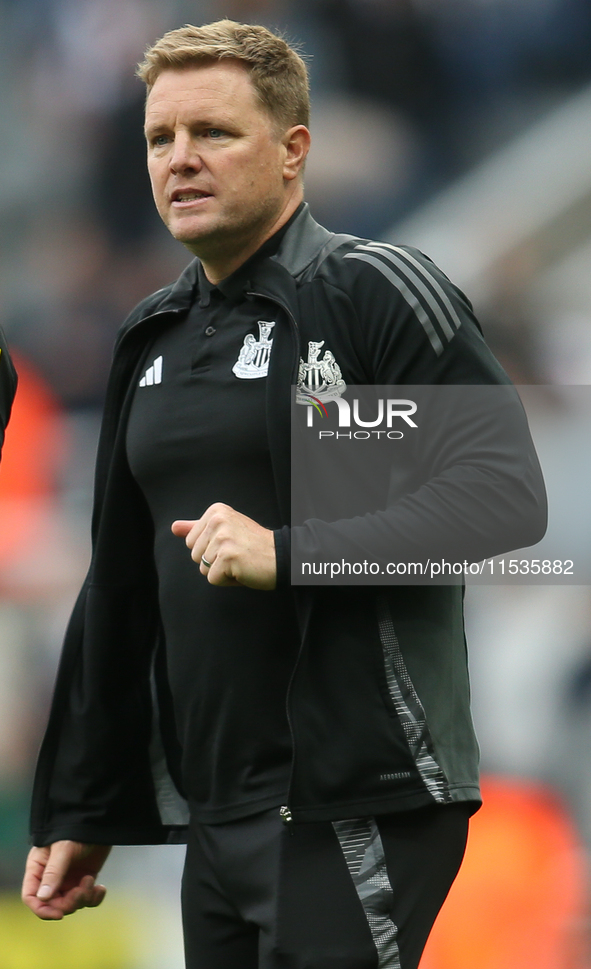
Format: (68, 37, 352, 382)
(139, 355, 163, 387)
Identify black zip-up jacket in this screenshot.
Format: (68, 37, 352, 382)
(30, 206, 546, 846)
(0, 325, 16, 457)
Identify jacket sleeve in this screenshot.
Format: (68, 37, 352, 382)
(289, 246, 547, 573)
(30, 291, 190, 847)
(0, 325, 17, 457)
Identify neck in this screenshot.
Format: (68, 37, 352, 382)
(198, 191, 304, 285)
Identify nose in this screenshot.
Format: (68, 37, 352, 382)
(169, 132, 202, 175)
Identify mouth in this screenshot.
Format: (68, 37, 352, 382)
(171, 189, 213, 204)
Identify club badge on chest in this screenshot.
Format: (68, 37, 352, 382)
(233, 321, 276, 379)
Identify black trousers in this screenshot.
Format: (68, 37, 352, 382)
(181, 803, 469, 969)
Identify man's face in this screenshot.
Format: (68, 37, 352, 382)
(144, 62, 296, 268)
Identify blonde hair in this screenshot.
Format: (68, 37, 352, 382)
(136, 20, 310, 133)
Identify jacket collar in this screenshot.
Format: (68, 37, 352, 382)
(147, 203, 335, 316)
(271, 203, 334, 278)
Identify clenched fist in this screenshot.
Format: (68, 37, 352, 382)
(172, 502, 277, 590)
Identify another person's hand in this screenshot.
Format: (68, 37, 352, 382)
(172, 503, 277, 589)
(22, 841, 112, 920)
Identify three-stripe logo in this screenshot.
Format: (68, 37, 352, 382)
(139, 355, 163, 387)
(344, 242, 463, 356)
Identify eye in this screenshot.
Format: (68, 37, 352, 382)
(207, 128, 224, 139)
(147, 132, 170, 147)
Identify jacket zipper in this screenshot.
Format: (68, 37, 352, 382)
(248, 289, 304, 828)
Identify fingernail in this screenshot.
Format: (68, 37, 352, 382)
(37, 885, 53, 900)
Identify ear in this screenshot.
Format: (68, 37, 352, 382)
(282, 125, 311, 182)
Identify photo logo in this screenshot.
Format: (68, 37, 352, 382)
(298, 389, 419, 439)
(298, 390, 329, 418)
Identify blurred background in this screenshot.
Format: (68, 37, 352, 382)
(1, 0, 591, 965)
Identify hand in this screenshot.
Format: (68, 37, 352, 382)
(22, 841, 112, 920)
(171, 503, 277, 590)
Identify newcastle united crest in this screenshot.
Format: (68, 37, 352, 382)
(233, 321, 275, 379)
(296, 340, 346, 404)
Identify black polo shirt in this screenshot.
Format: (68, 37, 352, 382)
(126, 228, 300, 823)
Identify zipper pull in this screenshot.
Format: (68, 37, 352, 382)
(279, 805, 294, 833)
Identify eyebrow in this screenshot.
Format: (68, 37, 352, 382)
(144, 117, 232, 135)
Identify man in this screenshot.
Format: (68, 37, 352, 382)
(0, 325, 16, 456)
(22, 20, 546, 969)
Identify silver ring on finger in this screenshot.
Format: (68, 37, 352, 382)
(201, 555, 213, 569)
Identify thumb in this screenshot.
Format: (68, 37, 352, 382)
(171, 519, 194, 537)
(36, 842, 77, 900)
